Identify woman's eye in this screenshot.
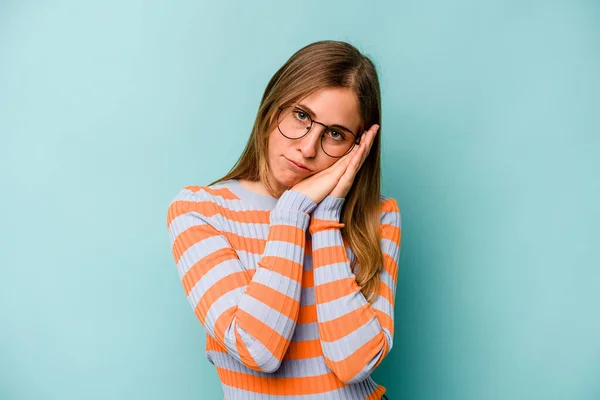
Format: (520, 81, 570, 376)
(328, 130, 345, 141)
(294, 110, 309, 121)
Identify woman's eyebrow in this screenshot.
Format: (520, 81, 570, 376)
(297, 103, 355, 133)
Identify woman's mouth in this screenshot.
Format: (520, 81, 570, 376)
(285, 157, 311, 172)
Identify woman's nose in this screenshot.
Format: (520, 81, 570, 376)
(297, 125, 324, 157)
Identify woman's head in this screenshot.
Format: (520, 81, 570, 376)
(214, 40, 381, 196)
(258, 40, 382, 195)
(267, 86, 363, 190)
(213, 40, 387, 303)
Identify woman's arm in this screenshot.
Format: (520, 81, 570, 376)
(167, 185, 317, 373)
(309, 194, 402, 384)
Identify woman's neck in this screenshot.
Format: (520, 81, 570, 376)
(237, 179, 284, 199)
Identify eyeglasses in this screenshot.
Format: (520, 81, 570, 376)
(276, 105, 361, 158)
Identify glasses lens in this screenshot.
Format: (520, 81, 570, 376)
(277, 107, 312, 139)
(277, 106, 356, 158)
(321, 128, 355, 158)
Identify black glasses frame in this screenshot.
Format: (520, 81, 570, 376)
(276, 105, 362, 158)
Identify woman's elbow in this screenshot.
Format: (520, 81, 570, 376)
(255, 355, 284, 373)
(325, 338, 392, 384)
(330, 364, 372, 384)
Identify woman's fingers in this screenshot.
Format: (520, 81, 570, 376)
(355, 125, 378, 170)
(330, 123, 378, 179)
(331, 146, 357, 174)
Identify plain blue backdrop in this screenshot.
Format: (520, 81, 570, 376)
(1, 0, 599, 399)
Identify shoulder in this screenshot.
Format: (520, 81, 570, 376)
(168, 185, 213, 208)
(379, 194, 401, 228)
(166, 183, 237, 229)
(169, 182, 240, 207)
(379, 194, 400, 212)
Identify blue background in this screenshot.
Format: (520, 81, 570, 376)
(1, 1, 599, 399)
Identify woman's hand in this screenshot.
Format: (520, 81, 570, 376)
(290, 146, 357, 204)
(329, 124, 379, 199)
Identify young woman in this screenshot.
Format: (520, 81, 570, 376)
(167, 40, 401, 399)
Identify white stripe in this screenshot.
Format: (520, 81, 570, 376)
(320, 320, 381, 362)
(313, 262, 352, 284)
(316, 291, 366, 322)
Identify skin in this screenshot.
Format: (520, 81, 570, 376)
(239, 86, 379, 199)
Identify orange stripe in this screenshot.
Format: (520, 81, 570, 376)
(207, 332, 332, 363)
(380, 198, 399, 213)
(367, 385, 387, 400)
(378, 278, 394, 306)
(302, 269, 314, 288)
(210, 305, 292, 364)
(172, 223, 221, 263)
(284, 338, 323, 359)
(315, 276, 359, 303)
(267, 224, 306, 245)
(166, 200, 184, 228)
(206, 334, 226, 353)
(297, 304, 316, 324)
(181, 247, 240, 295)
(318, 303, 374, 342)
(223, 208, 271, 224)
(221, 223, 308, 256)
(312, 245, 349, 268)
(213, 306, 236, 344)
(168, 195, 274, 228)
(235, 308, 288, 360)
(374, 309, 394, 335)
(192, 270, 248, 322)
(215, 367, 347, 394)
(167, 198, 223, 227)
(185, 185, 241, 200)
(308, 217, 345, 235)
(193, 305, 206, 327)
(258, 255, 303, 281)
(380, 222, 400, 242)
(382, 252, 399, 285)
(221, 232, 266, 255)
(243, 283, 300, 321)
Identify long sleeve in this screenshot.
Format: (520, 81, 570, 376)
(308, 195, 402, 384)
(166, 186, 317, 373)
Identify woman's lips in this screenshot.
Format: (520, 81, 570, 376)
(286, 157, 311, 172)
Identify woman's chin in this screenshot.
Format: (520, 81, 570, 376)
(276, 172, 303, 188)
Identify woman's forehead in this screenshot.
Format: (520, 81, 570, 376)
(296, 88, 362, 132)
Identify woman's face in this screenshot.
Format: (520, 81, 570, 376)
(267, 87, 363, 192)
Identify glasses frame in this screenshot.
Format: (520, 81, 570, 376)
(276, 105, 362, 158)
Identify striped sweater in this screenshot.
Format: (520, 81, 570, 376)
(166, 178, 402, 399)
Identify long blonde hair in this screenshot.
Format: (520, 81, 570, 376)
(209, 40, 385, 303)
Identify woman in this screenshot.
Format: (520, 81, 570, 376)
(166, 40, 401, 399)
